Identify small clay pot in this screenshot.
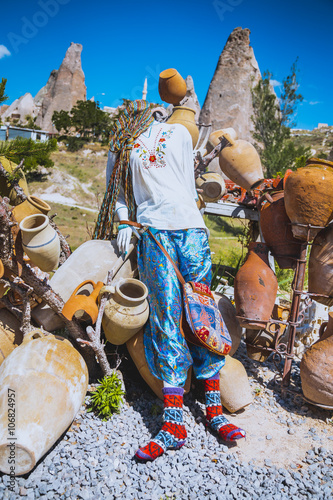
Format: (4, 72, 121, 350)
(195, 172, 226, 203)
(219, 356, 253, 413)
(12, 195, 51, 224)
(62, 280, 104, 324)
(158, 68, 187, 105)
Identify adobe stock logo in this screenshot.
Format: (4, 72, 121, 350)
(7, 0, 71, 54)
(213, 0, 244, 22)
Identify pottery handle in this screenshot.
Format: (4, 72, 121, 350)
(70, 279, 97, 298)
(22, 329, 46, 344)
(99, 285, 116, 297)
(90, 281, 104, 302)
(219, 132, 235, 147)
(319, 321, 328, 339)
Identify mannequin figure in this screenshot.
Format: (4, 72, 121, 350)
(103, 100, 246, 462)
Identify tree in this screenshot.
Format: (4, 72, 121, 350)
(251, 60, 310, 178)
(0, 78, 8, 105)
(52, 109, 72, 135)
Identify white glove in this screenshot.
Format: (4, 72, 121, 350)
(117, 226, 133, 255)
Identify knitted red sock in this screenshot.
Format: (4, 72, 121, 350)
(204, 376, 246, 442)
(135, 387, 187, 461)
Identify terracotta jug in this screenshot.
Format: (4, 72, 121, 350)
(234, 242, 278, 330)
(12, 195, 51, 224)
(260, 191, 302, 269)
(19, 214, 60, 272)
(0, 330, 88, 475)
(0, 309, 23, 366)
(212, 292, 242, 356)
(308, 223, 333, 306)
(0, 156, 29, 206)
(126, 330, 191, 400)
(218, 132, 264, 191)
(300, 312, 333, 408)
(195, 172, 226, 203)
(158, 68, 187, 105)
(167, 106, 199, 148)
(62, 280, 104, 323)
(284, 158, 333, 241)
(102, 278, 149, 345)
(206, 128, 238, 153)
(219, 356, 253, 413)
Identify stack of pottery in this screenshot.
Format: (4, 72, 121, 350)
(167, 106, 199, 148)
(0, 156, 29, 206)
(308, 223, 333, 306)
(284, 158, 333, 241)
(217, 131, 264, 191)
(259, 191, 301, 269)
(0, 330, 88, 475)
(234, 242, 278, 330)
(102, 278, 149, 344)
(195, 172, 226, 203)
(62, 280, 104, 323)
(300, 312, 333, 408)
(19, 214, 60, 272)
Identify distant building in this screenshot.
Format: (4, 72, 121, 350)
(317, 123, 329, 129)
(0, 125, 54, 142)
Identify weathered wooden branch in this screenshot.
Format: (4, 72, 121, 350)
(8, 279, 33, 336)
(0, 161, 27, 203)
(194, 135, 231, 179)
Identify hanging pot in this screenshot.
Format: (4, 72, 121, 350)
(234, 242, 278, 330)
(219, 356, 253, 413)
(259, 191, 302, 269)
(167, 106, 199, 148)
(102, 278, 149, 345)
(19, 214, 60, 272)
(0, 330, 88, 475)
(158, 68, 187, 105)
(218, 132, 264, 191)
(12, 195, 51, 224)
(300, 312, 333, 409)
(195, 172, 226, 203)
(308, 223, 333, 306)
(62, 280, 104, 324)
(126, 329, 191, 400)
(0, 156, 29, 206)
(284, 158, 333, 241)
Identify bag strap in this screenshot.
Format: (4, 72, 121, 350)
(119, 220, 186, 285)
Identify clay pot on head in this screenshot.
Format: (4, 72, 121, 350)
(195, 172, 226, 203)
(300, 311, 333, 408)
(308, 223, 333, 306)
(234, 242, 278, 330)
(259, 191, 302, 269)
(158, 68, 187, 105)
(126, 329, 191, 400)
(167, 106, 199, 148)
(102, 278, 149, 345)
(218, 132, 264, 191)
(0, 156, 29, 206)
(219, 356, 253, 413)
(62, 280, 104, 324)
(20, 214, 60, 272)
(12, 196, 51, 224)
(0, 330, 88, 475)
(284, 158, 333, 241)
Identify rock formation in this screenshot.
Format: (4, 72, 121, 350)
(1, 93, 36, 123)
(182, 75, 201, 122)
(35, 43, 86, 132)
(200, 27, 261, 143)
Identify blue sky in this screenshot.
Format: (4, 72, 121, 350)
(0, 0, 332, 130)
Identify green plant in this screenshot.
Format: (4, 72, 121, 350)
(150, 403, 162, 417)
(87, 373, 125, 420)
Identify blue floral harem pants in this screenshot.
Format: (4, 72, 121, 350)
(137, 228, 226, 387)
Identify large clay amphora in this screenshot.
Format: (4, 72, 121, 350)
(102, 278, 149, 345)
(195, 172, 226, 203)
(300, 312, 333, 408)
(167, 106, 199, 148)
(218, 132, 264, 191)
(284, 158, 333, 241)
(0, 156, 29, 206)
(19, 214, 60, 272)
(308, 224, 333, 306)
(234, 242, 278, 330)
(126, 330, 191, 400)
(260, 191, 301, 269)
(62, 280, 104, 323)
(0, 330, 88, 475)
(158, 68, 187, 105)
(12, 195, 51, 224)
(219, 356, 253, 413)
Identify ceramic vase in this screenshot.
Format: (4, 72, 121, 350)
(12, 195, 51, 224)
(284, 158, 333, 241)
(218, 132, 264, 191)
(219, 356, 253, 413)
(308, 223, 333, 306)
(167, 106, 199, 148)
(158, 68, 187, 105)
(0, 156, 29, 206)
(19, 214, 60, 272)
(62, 280, 104, 324)
(234, 242, 278, 330)
(195, 172, 226, 203)
(102, 278, 149, 345)
(126, 329, 191, 400)
(0, 330, 88, 475)
(300, 312, 333, 408)
(260, 191, 301, 269)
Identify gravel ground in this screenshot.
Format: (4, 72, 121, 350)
(1, 341, 333, 500)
